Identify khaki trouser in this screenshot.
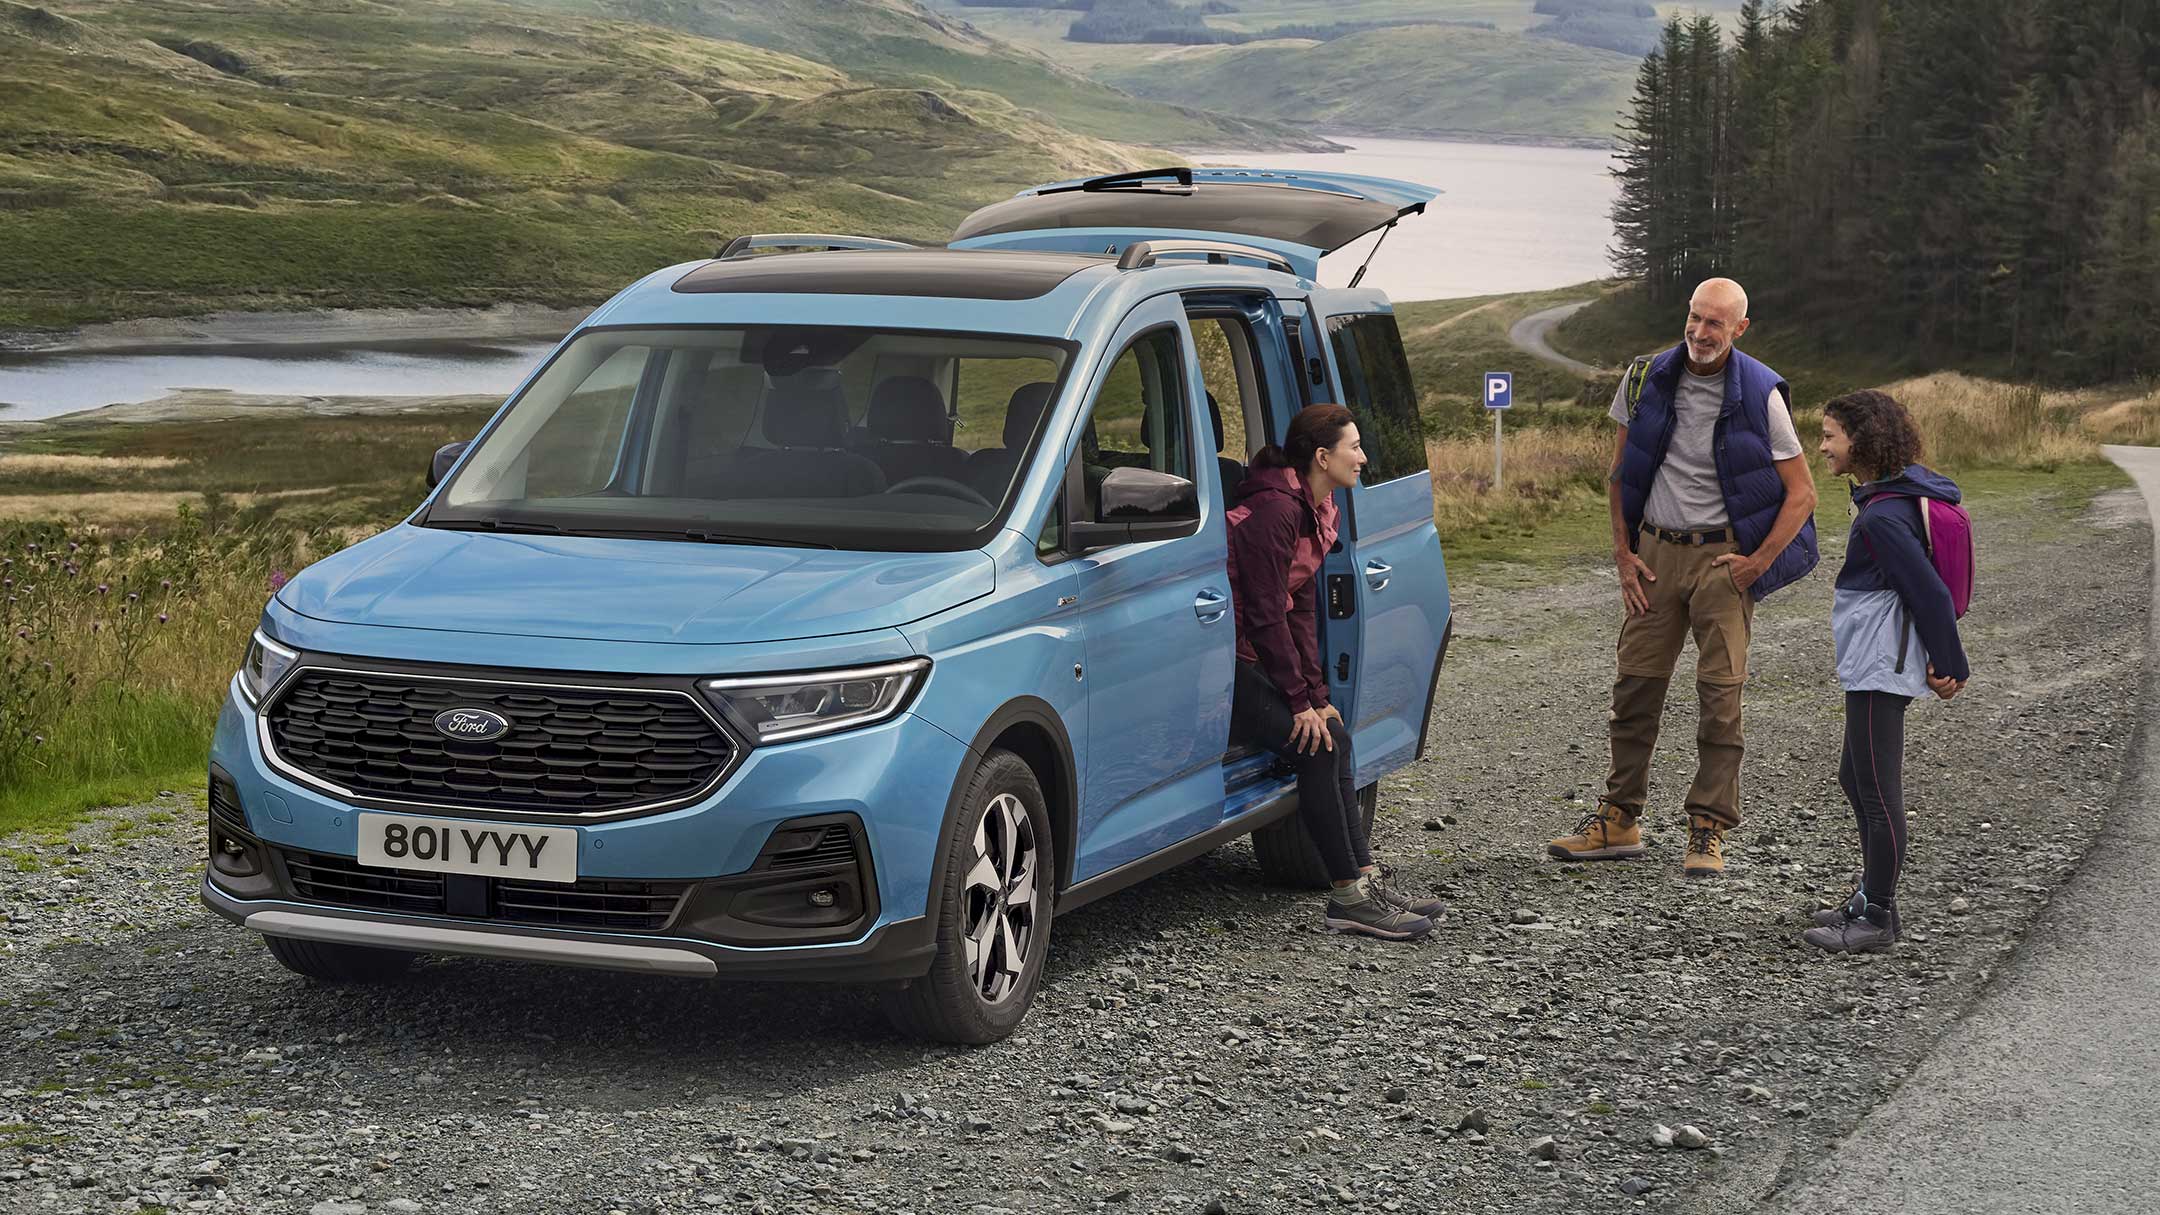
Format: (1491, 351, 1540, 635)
(1605, 529, 1755, 830)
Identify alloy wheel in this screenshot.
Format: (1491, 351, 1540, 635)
(960, 791, 1039, 1004)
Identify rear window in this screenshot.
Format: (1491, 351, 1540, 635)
(1327, 312, 1427, 486)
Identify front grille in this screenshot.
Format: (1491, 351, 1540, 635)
(282, 851, 689, 931)
(265, 668, 735, 815)
(287, 851, 446, 915)
(495, 876, 691, 931)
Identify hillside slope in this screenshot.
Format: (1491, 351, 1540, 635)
(0, 0, 1163, 329)
(1096, 25, 1638, 144)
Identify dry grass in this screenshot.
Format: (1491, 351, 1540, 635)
(0, 454, 186, 476)
(0, 487, 337, 523)
(1427, 425, 1611, 538)
(1871, 372, 2160, 467)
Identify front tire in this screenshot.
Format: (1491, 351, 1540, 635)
(1253, 782, 1378, 889)
(263, 934, 416, 982)
(879, 749, 1055, 1044)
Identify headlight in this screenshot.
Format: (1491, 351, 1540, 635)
(237, 630, 299, 706)
(701, 658, 930, 744)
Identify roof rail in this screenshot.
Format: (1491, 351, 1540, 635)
(1037, 167, 1193, 197)
(716, 233, 917, 259)
(1115, 239, 1297, 275)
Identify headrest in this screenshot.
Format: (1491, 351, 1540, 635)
(1003, 381, 1055, 448)
(686, 364, 765, 453)
(1206, 391, 1225, 452)
(761, 368, 848, 448)
(865, 376, 948, 442)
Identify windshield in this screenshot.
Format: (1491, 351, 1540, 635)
(427, 326, 1074, 551)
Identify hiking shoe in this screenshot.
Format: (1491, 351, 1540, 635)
(1324, 877, 1433, 941)
(1802, 904, 1898, 954)
(1546, 802, 1645, 861)
(1368, 863, 1444, 918)
(1812, 886, 1900, 938)
(1683, 818, 1725, 879)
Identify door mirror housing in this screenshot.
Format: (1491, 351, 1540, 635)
(428, 440, 471, 490)
(1068, 467, 1200, 550)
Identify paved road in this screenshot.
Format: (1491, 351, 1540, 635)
(1771, 445, 2160, 1214)
(1506, 301, 1600, 376)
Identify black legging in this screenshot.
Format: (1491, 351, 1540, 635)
(1839, 690, 1912, 909)
(1231, 662, 1370, 883)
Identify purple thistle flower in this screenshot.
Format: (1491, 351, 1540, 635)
(268, 570, 290, 592)
(126, 591, 139, 602)
(96, 584, 109, 595)
(157, 613, 169, 624)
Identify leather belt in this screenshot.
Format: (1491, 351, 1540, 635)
(1640, 524, 1730, 546)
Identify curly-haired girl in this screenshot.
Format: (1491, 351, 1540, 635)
(1805, 389, 1970, 954)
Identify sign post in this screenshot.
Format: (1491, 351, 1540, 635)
(1483, 371, 1513, 492)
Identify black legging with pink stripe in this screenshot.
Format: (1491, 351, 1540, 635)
(1839, 691, 1912, 908)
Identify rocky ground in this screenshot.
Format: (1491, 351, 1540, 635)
(0, 478, 2145, 1215)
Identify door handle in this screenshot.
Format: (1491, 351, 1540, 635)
(1194, 588, 1229, 623)
(1364, 560, 1393, 591)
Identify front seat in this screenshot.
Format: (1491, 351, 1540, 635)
(1209, 392, 1246, 510)
(701, 369, 885, 499)
(964, 381, 1055, 501)
(861, 376, 969, 488)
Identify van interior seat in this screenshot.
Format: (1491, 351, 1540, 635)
(964, 380, 1055, 500)
(861, 376, 969, 488)
(696, 369, 885, 499)
(1208, 391, 1246, 510)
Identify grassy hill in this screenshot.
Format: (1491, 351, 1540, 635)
(525, 0, 1329, 148)
(1096, 25, 1639, 145)
(929, 3, 1641, 143)
(0, 0, 1322, 331)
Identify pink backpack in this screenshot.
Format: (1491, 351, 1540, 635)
(1866, 494, 1974, 618)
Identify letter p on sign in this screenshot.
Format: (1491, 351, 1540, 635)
(1484, 372, 1513, 410)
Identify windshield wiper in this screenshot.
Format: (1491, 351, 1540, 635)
(682, 528, 835, 550)
(432, 518, 564, 535)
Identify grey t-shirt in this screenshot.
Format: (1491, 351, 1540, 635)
(1609, 367, 1802, 530)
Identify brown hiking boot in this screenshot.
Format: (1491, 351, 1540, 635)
(1546, 802, 1645, 861)
(1683, 817, 1726, 879)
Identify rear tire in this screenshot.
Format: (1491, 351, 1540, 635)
(879, 749, 1055, 1044)
(263, 934, 417, 983)
(1253, 782, 1378, 889)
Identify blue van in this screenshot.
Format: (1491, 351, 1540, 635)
(203, 167, 1455, 1042)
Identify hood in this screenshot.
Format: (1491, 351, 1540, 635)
(1233, 463, 1306, 507)
(276, 524, 994, 645)
(1854, 464, 1961, 508)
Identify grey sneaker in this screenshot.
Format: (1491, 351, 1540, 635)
(1367, 863, 1444, 918)
(1324, 877, 1432, 941)
(1802, 904, 1898, 954)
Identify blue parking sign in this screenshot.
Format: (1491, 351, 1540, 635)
(1484, 371, 1513, 410)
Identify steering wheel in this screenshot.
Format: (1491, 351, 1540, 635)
(885, 476, 992, 508)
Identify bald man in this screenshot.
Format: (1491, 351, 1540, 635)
(1548, 278, 1819, 877)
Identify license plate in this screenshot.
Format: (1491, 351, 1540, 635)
(356, 813, 578, 885)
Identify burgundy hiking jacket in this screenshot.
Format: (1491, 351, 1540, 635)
(1225, 465, 1339, 714)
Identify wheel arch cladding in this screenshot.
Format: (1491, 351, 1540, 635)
(939, 698, 1077, 898)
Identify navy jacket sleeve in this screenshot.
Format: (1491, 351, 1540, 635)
(1227, 495, 1322, 713)
(1860, 503, 1970, 682)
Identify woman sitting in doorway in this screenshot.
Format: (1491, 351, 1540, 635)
(1226, 403, 1440, 940)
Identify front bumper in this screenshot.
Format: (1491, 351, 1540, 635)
(206, 667, 969, 982)
(200, 876, 937, 982)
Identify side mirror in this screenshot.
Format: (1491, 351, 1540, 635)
(428, 440, 471, 490)
(1069, 467, 1200, 550)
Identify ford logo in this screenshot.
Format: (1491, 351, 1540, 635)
(433, 707, 511, 741)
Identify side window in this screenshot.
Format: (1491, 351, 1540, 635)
(1327, 313, 1427, 485)
(1081, 327, 1195, 515)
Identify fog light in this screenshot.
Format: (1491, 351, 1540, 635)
(808, 888, 837, 908)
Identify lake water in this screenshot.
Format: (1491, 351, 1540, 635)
(0, 138, 1617, 423)
(1191, 136, 1620, 302)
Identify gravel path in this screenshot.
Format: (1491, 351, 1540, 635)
(1506, 303, 1601, 377)
(0, 479, 2144, 1215)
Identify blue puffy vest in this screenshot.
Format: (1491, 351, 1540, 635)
(1617, 345, 1818, 601)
